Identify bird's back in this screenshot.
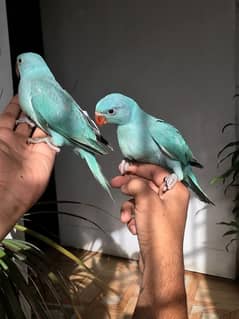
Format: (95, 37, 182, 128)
(117, 109, 196, 169)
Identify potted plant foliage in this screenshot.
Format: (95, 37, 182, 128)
(0, 201, 114, 319)
(212, 123, 239, 250)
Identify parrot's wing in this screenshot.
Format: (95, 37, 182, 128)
(148, 117, 200, 166)
(30, 79, 112, 155)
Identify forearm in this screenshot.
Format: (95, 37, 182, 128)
(133, 216, 188, 318)
(0, 186, 26, 240)
(134, 250, 187, 318)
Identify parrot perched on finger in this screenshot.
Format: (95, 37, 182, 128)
(16, 52, 113, 196)
(95, 92, 214, 205)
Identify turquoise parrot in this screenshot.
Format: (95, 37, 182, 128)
(16, 52, 113, 196)
(95, 93, 214, 205)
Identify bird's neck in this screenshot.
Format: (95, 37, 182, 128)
(130, 104, 147, 124)
(23, 67, 55, 80)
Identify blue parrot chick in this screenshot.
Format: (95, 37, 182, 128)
(95, 92, 214, 205)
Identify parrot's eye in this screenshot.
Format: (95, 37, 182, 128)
(107, 109, 116, 115)
(18, 58, 22, 64)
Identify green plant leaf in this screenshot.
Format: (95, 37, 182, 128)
(232, 206, 239, 215)
(218, 161, 239, 182)
(14, 223, 118, 297)
(0, 290, 7, 318)
(0, 247, 6, 258)
(217, 141, 239, 158)
(17, 245, 72, 316)
(23, 210, 107, 235)
(0, 270, 26, 319)
(223, 230, 239, 237)
(225, 238, 237, 251)
(217, 150, 236, 166)
(3, 241, 71, 318)
(0, 248, 8, 271)
(35, 199, 119, 220)
(210, 176, 224, 185)
(14, 224, 87, 268)
(3, 254, 54, 319)
(48, 273, 81, 319)
(0, 200, 118, 319)
(231, 150, 239, 164)
(232, 169, 239, 183)
(221, 123, 238, 133)
(215, 122, 239, 248)
(27, 266, 70, 317)
(218, 221, 239, 228)
(2, 239, 29, 253)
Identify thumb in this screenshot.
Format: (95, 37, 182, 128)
(121, 177, 155, 198)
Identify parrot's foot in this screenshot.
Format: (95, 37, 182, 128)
(119, 159, 131, 175)
(163, 173, 178, 192)
(16, 116, 36, 128)
(27, 137, 61, 152)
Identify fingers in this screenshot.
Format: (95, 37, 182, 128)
(111, 173, 162, 201)
(120, 162, 183, 197)
(15, 113, 34, 136)
(0, 95, 49, 141)
(120, 199, 137, 235)
(0, 96, 21, 129)
(32, 127, 48, 138)
(127, 218, 137, 235)
(111, 174, 156, 199)
(121, 177, 152, 197)
(112, 175, 152, 236)
(112, 162, 170, 192)
(3, 95, 20, 113)
(126, 162, 169, 187)
(111, 175, 131, 188)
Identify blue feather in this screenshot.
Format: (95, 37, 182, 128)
(95, 93, 214, 205)
(17, 52, 112, 196)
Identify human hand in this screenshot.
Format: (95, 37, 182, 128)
(0, 96, 56, 239)
(111, 163, 189, 257)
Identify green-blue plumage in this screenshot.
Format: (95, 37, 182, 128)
(17, 52, 112, 196)
(95, 93, 213, 205)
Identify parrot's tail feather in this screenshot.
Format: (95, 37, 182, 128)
(189, 159, 204, 169)
(68, 136, 111, 155)
(96, 134, 114, 151)
(184, 172, 215, 206)
(74, 148, 113, 199)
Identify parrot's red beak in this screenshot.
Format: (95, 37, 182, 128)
(95, 112, 107, 126)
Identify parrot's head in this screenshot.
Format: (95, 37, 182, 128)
(95, 93, 138, 126)
(16, 52, 53, 78)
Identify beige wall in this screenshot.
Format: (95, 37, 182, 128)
(0, 0, 13, 110)
(40, 0, 236, 278)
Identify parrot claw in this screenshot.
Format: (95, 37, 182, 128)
(163, 173, 178, 192)
(118, 159, 130, 175)
(16, 116, 36, 128)
(27, 137, 61, 152)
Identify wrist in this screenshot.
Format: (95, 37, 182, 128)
(0, 185, 26, 240)
(137, 249, 187, 319)
(136, 219, 187, 318)
(137, 209, 185, 258)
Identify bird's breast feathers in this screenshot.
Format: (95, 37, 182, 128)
(117, 124, 163, 163)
